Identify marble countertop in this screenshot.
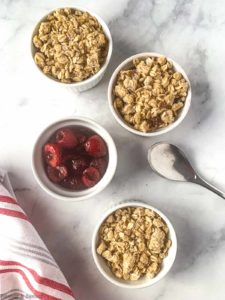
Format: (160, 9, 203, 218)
(1, 0, 225, 299)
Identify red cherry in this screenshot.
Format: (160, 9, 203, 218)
(47, 165, 68, 183)
(82, 167, 100, 187)
(62, 176, 85, 190)
(44, 143, 62, 167)
(72, 156, 89, 174)
(84, 135, 107, 158)
(56, 128, 78, 148)
(90, 158, 107, 175)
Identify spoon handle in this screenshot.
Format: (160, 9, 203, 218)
(195, 176, 225, 200)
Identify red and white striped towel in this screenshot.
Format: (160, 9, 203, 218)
(0, 170, 75, 300)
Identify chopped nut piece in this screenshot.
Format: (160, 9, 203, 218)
(97, 241, 107, 255)
(127, 222, 134, 229)
(140, 253, 149, 265)
(161, 110, 174, 124)
(97, 207, 171, 281)
(34, 52, 45, 68)
(130, 269, 141, 281)
(149, 228, 166, 253)
(123, 252, 135, 275)
(106, 215, 115, 223)
(172, 102, 184, 112)
(102, 250, 113, 262)
(115, 270, 123, 278)
(153, 218, 165, 228)
(146, 263, 160, 279)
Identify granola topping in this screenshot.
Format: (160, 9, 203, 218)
(97, 206, 172, 281)
(32, 8, 108, 83)
(113, 56, 189, 132)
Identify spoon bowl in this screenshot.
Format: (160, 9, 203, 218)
(148, 142, 225, 200)
(148, 143, 196, 182)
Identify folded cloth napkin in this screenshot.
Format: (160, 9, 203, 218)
(0, 169, 75, 300)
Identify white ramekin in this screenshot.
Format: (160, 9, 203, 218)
(92, 200, 177, 288)
(31, 7, 113, 92)
(108, 52, 191, 136)
(32, 117, 117, 201)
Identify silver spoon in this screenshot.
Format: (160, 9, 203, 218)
(148, 142, 225, 200)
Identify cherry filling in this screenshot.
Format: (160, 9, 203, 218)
(61, 176, 84, 190)
(72, 156, 89, 174)
(47, 165, 68, 183)
(90, 158, 107, 175)
(43, 126, 108, 190)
